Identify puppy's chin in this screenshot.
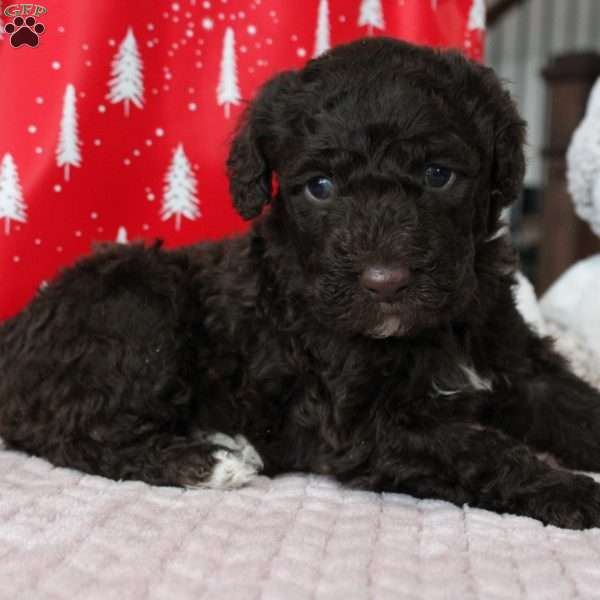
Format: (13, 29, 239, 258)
(367, 314, 403, 339)
(364, 302, 431, 339)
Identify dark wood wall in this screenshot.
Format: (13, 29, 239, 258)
(539, 52, 600, 293)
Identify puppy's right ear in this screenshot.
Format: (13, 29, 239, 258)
(227, 71, 298, 220)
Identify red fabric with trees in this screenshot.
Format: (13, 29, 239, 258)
(0, 0, 485, 319)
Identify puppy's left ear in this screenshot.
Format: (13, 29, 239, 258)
(483, 70, 527, 234)
(227, 70, 298, 220)
(488, 95, 526, 232)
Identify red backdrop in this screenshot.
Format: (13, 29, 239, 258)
(0, 0, 485, 320)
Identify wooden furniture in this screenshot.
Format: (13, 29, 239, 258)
(539, 53, 600, 293)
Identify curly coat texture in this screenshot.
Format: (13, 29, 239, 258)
(2, 38, 600, 528)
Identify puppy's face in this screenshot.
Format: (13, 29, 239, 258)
(228, 39, 525, 338)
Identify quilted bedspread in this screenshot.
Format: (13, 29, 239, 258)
(1, 326, 600, 600)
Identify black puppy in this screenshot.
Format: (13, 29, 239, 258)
(2, 38, 600, 529)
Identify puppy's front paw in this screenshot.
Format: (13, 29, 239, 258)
(522, 474, 600, 530)
(201, 433, 264, 489)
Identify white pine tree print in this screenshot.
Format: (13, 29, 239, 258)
(217, 27, 241, 119)
(467, 0, 486, 30)
(116, 226, 128, 243)
(108, 27, 144, 117)
(358, 0, 385, 36)
(313, 0, 330, 58)
(0, 153, 27, 235)
(161, 144, 200, 231)
(56, 83, 82, 182)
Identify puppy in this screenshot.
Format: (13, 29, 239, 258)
(2, 38, 600, 529)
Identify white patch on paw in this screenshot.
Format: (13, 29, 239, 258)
(207, 432, 240, 451)
(206, 449, 259, 489)
(234, 434, 264, 470)
(201, 433, 263, 489)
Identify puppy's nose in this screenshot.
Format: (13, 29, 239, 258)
(360, 265, 411, 301)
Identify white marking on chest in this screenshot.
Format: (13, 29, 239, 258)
(369, 315, 401, 338)
(460, 364, 493, 392)
(485, 225, 509, 242)
(200, 433, 263, 489)
(535, 451, 563, 469)
(432, 363, 493, 396)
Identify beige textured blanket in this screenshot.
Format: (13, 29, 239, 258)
(1, 325, 599, 600)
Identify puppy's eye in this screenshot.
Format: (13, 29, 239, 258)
(305, 176, 335, 202)
(424, 164, 455, 190)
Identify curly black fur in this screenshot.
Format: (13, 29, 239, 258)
(2, 38, 600, 529)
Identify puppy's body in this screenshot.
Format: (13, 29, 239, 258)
(3, 38, 600, 529)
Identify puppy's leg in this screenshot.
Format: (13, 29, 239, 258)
(0, 337, 264, 488)
(91, 431, 263, 488)
(0, 245, 263, 488)
(0, 334, 264, 488)
(10, 430, 263, 488)
(357, 423, 600, 529)
(481, 340, 600, 472)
